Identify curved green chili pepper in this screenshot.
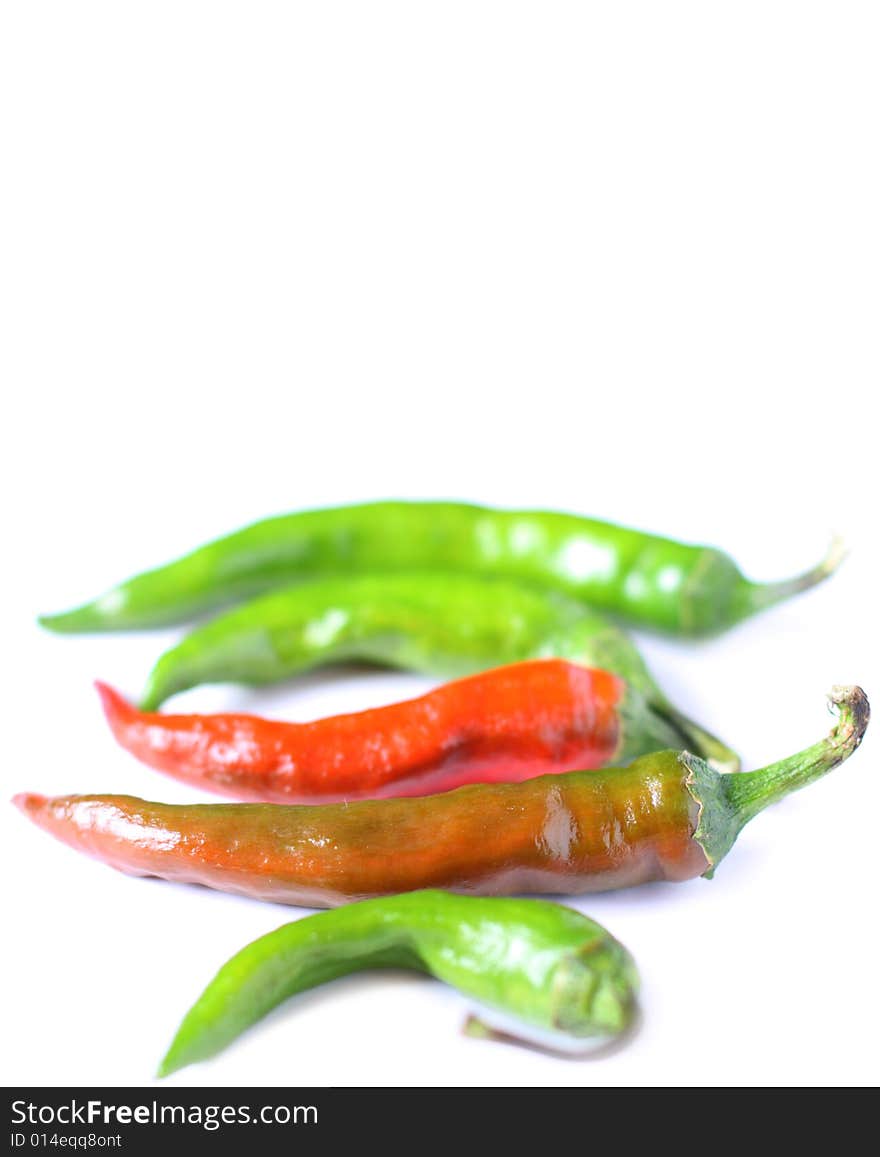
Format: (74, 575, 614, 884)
(138, 572, 739, 771)
(158, 891, 639, 1076)
(38, 501, 844, 636)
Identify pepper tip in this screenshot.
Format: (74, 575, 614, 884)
(12, 792, 47, 816)
(37, 607, 98, 634)
(94, 679, 133, 721)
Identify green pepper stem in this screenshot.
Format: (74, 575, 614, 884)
(724, 685, 869, 826)
(740, 536, 847, 619)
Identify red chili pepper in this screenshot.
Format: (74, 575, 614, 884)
(95, 659, 688, 802)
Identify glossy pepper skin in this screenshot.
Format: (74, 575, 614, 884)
(98, 660, 689, 803)
(38, 501, 843, 636)
(158, 891, 639, 1077)
(15, 687, 867, 907)
(137, 573, 739, 771)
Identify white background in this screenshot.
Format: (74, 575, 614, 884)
(1, 3, 877, 1089)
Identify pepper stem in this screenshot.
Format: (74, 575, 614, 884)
(724, 685, 869, 826)
(687, 685, 870, 877)
(740, 536, 847, 619)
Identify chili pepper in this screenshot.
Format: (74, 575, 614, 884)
(38, 501, 843, 636)
(15, 686, 867, 906)
(158, 891, 639, 1076)
(136, 573, 739, 771)
(97, 660, 695, 803)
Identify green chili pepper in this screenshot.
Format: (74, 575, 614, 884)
(157, 891, 639, 1076)
(38, 501, 844, 636)
(138, 572, 739, 771)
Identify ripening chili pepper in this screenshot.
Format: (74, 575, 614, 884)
(97, 660, 697, 803)
(38, 501, 843, 636)
(15, 686, 867, 907)
(136, 573, 739, 771)
(157, 891, 639, 1077)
